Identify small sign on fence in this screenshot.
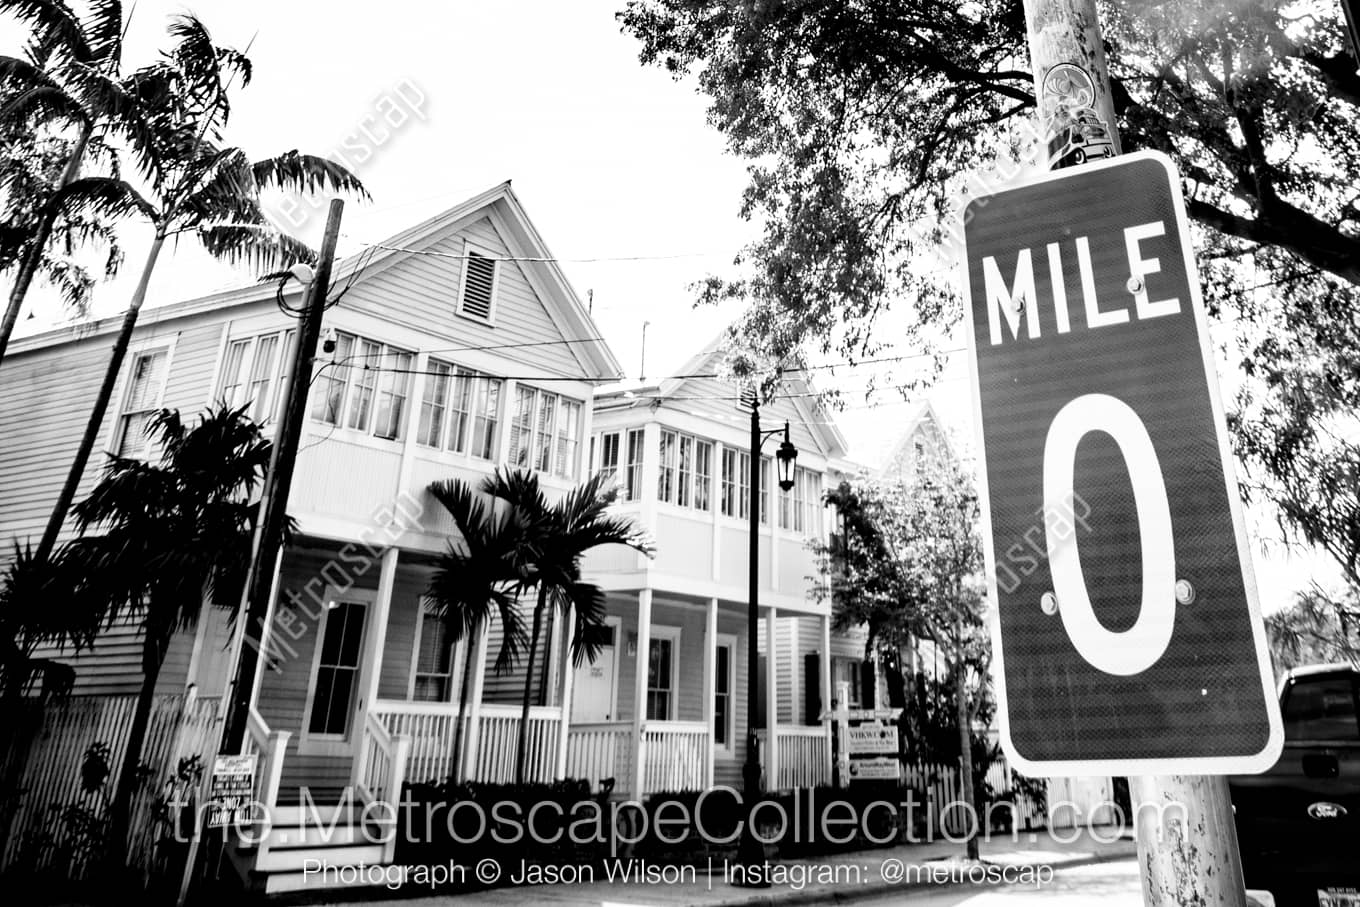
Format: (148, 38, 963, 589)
(206, 753, 257, 828)
(847, 757, 902, 781)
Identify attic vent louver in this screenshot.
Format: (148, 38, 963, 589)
(459, 250, 497, 320)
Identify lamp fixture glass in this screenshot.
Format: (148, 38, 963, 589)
(776, 422, 797, 491)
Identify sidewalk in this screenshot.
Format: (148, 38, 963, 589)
(331, 826, 1137, 907)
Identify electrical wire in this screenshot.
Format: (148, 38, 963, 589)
(343, 240, 732, 264)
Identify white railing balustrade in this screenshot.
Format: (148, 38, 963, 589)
(641, 721, 708, 793)
(471, 704, 562, 784)
(565, 722, 631, 796)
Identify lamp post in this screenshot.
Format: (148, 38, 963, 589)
(737, 394, 797, 885)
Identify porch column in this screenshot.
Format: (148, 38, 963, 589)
(703, 597, 718, 789)
(632, 588, 652, 799)
(461, 618, 490, 781)
(555, 602, 576, 780)
(821, 613, 833, 784)
(765, 606, 779, 791)
(355, 547, 399, 736)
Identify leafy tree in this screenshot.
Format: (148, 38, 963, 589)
(620, 0, 1360, 362)
(481, 469, 653, 785)
(1265, 586, 1360, 676)
(0, 0, 153, 362)
(31, 13, 368, 568)
(623, 0, 1360, 660)
(64, 404, 275, 872)
(814, 459, 988, 858)
(426, 478, 535, 784)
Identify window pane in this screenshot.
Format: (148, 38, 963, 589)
(625, 430, 644, 501)
(219, 340, 249, 407)
(311, 333, 353, 425)
(721, 448, 736, 516)
(247, 334, 280, 422)
(472, 376, 501, 459)
(657, 431, 676, 503)
(695, 441, 712, 511)
(556, 400, 580, 477)
(509, 386, 536, 467)
(373, 349, 412, 440)
(1284, 677, 1360, 741)
(534, 392, 558, 472)
(418, 361, 451, 447)
(677, 435, 693, 507)
(600, 432, 620, 485)
(347, 340, 381, 431)
(449, 368, 474, 452)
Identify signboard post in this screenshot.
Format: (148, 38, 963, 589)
(962, 150, 1282, 777)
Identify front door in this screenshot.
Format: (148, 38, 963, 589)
(571, 618, 619, 722)
(306, 597, 369, 739)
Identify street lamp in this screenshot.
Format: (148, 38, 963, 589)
(737, 395, 797, 886)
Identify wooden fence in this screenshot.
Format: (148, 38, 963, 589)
(902, 756, 1047, 835)
(0, 691, 223, 883)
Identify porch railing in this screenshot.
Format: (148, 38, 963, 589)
(565, 722, 631, 795)
(754, 726, 831, 791)
(642, 721, 707, 793)
(472, 704, 562, 784)
(371, 701, 463, 786)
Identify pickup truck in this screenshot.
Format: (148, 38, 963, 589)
(1230, 664, 1360, 907)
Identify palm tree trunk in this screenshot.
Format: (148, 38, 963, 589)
(106, 630, 167, 874)
(450, 625, 478, 784)
(954, 651, 979, 861)
(35, 232, 166, 565)
(0, 124, 93, 369)
(514, 587, 548, 785)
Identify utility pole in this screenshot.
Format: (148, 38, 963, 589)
(1018, 2, 1247, 905)
(221, 198, 344, 754)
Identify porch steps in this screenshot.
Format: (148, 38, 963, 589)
(229, 800, 397, 896)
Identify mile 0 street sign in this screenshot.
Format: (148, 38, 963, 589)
(962, 151, 1283, 777)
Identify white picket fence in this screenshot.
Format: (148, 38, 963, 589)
(0, 691, 223, 882)
(902, 757, 1047, 835)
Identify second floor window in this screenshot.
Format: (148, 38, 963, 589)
(309, 331, 413, 441)
(115, 349, 168, 458)
(778, 467, 824, 535)
(508, 386, 581, 478)
(218, 330, 295, 425)
(417, 360, 502, 458)
(658, 429, 713, 512)
(721, 448, 755, 520)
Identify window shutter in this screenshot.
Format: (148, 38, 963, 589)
(460, 251, 496, 319)
(803, 652, 821, 725)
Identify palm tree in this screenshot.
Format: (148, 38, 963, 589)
(64, 403, 277, 869)
(482, 469, 653, 785)
(425, 479, 534, 783)
(32, 13, 369, 567)
(0, 0, 155, 362)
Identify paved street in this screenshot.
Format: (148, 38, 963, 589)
(320, 828, 1137, 907)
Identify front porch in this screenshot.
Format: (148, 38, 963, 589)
(239, 543, 835, 809)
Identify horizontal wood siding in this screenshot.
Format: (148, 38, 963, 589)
(339, 217, 581, 377)
(478, 596, 552, 706)
(376, 562, 433, 700)
(259, 547, 381, 794)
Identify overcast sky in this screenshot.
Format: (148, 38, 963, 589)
(6, 0, 1338, 608)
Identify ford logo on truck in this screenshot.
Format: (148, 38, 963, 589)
(1308, 802, 1349, 820)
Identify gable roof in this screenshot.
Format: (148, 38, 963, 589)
(11, 183, 622, 381)
(876, 398, 954, 472)
(599, 330, 851, 459)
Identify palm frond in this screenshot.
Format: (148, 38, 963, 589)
(0, 0, 93, 64)
(195, 222, 315, 273)
(252, 151, 370, 201)
(46, 175, 155, 224)
(80, 0, 123, 64)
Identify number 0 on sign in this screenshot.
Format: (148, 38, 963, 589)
(962, 151, 1282, 776)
